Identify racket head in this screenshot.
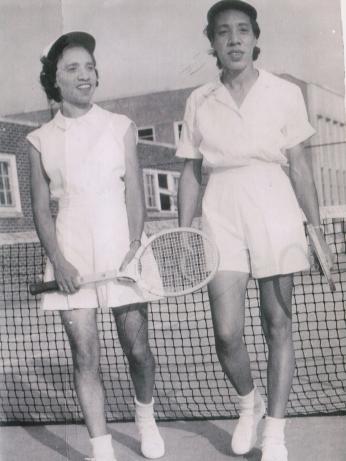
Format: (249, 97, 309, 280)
(135, 227, 220, 297)
(307, 224, 336, 292)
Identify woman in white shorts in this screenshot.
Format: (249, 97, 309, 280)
(27, 32, 164, 461)
(176, 2, 329, 460)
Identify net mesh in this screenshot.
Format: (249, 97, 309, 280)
(1, 219, 345, 424)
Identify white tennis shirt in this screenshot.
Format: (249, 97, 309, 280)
(176, 69, 315, 167)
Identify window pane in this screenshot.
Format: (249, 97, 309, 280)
(0, 191, 5, 205)
(158, 174, 168, 189)
(138, 128, 154, 141)
(178, 123, 183, 137)
(144, 173, 157, 208)
(160, 193, 171, 210)
(6, 190, 13, 205)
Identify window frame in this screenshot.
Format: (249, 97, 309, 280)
(0, 153, 22, 217)
(142, 168, 180, 213)
(174, 121, 183, 146)
(138, 126, 155, 142)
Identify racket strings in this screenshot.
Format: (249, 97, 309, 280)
(139, 231, 218, 295)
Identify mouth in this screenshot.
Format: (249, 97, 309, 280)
(77, 83, 92, 90)
(228, 51, 244, 60)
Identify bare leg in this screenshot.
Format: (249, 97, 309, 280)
(259, 274, 295, 417)
(60, 308, 107, 437)
(112, 303, 155, 403)
(209, 271, 266, 455)
(113, 303, 164, 459)
(208, 271, 253, 395)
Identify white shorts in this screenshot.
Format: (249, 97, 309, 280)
(202, 162, 310, 278)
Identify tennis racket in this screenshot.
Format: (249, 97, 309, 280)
(29, 227, 220, 297)
(306, 224, 336, 292)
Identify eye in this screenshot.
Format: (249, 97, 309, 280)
(66, 66, 78, 72)
(216, 28, 228, 36)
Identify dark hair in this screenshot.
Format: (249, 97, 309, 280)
(204, 7, 261, 67)
(39, 44, 99, 102)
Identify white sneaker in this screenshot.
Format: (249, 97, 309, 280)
(89, 434, 117, 461)
(85, 457, 117, 461)
(231, 387, 266, 455)
(135, 398, 165, 459)
(261, 441, 288, 461)
(261, 417, 288, 461)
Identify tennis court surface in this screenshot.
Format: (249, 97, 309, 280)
(1, 416, 345, 460)
(1, 218, 345, 459)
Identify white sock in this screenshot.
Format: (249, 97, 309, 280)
(238, 387, 255, 404)
(237, 386, 262, 415)
(90, 434, 115, 461)
(263, 416, 286, 443)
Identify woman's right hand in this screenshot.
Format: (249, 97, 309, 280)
(52, 255, 80, 294)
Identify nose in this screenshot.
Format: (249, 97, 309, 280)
(77, 68, 90, 81)
(228, 30, 240, 45)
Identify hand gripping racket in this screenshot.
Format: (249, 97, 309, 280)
(29, 227, 220, 297)
(306, 224, 336, 292)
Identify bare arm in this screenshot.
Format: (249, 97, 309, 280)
(288, 143, 320, 226)
(119, 124, 145, 270)
(178, 159, 203, 227)
(29, 145, 79, 293)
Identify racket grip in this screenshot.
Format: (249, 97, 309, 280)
(29, 280, 59, 295)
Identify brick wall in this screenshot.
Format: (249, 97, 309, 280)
(0, 120, 38, 234)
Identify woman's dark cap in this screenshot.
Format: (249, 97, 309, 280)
(207, 0, 257, 23)
(43, 31, 96, 62)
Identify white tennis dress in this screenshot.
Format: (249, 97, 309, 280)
(176, 70, 316, 278)
(27, 104, 159, 310)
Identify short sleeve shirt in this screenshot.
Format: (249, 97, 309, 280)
(176, 69, 315, 168)
(26, 104, 134, 201)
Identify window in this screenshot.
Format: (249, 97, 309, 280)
(320, 167, 326, 206)
(0, 153, 22, 216)
(174, 121, 183, 145)
(336, 170, 342, 204)
(328, 168, 334, 205)
(143, 172, 157, 208)
(138, 127, 155, 142)
(143, 169, 180, 212)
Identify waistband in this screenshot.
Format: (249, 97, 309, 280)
(58, 191, 124, 209)
(208, 161, 284, 176)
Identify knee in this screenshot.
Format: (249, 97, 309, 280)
(263, 317, 292, 345)
(126, 342, 154, 370)
(215, 328, 244, 358)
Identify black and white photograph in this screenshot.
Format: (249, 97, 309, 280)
(0, 1, 345, 460)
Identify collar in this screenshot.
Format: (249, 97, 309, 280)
(207, 68, 266, 110)
(53, 104, 100, 131)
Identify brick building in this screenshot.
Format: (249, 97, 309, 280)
(0, 119, 37, 234)
(1, 74, 345, 238)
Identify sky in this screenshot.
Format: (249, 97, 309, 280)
(0, 0, 345, 116)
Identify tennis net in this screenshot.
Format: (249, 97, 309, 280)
(1, 218, 345, 424)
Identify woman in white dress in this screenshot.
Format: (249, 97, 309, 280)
(177, 2, 332, 460)
(27, 32, 164, 461)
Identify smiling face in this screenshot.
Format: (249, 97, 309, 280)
(55, 45, 97, 109)
(212, 9, 257, 74)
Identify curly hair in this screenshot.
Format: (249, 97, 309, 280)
(204, 10, 261, 67)
(39, 45, 99, 102)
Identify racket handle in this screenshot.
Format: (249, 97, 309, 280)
(30, 280, 59, 295)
